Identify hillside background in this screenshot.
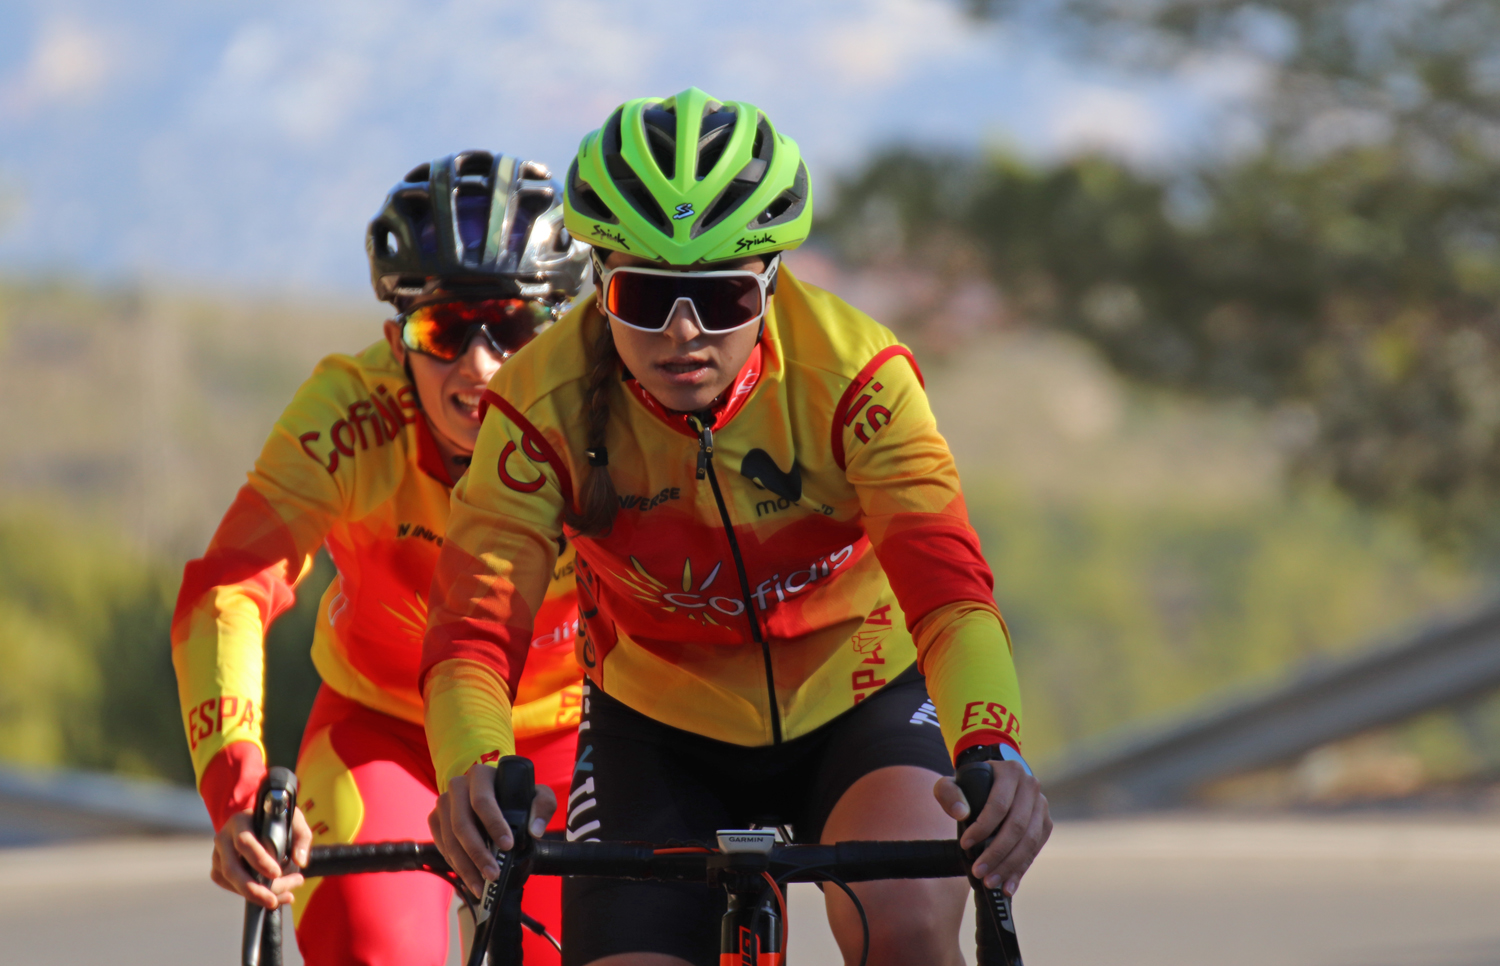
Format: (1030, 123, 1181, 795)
(7, 0, 1500, 812)
(1, 254, 1490, 806)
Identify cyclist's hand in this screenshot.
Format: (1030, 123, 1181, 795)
(209, 806, 312, 910)
(428, 762, 558, 897)
(934, 760, 1051, 897)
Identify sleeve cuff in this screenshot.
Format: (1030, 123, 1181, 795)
(198, 741, 268, 831)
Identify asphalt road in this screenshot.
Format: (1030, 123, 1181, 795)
(3, 817, 1497, 965)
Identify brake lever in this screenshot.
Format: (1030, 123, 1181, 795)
(956, 761, 1024, 966)
(466, 756, 535, 966)
(242, 767, 298, 966)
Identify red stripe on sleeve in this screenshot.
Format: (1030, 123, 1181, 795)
(831, 345, 925, 471)
(953, 731, 1022, 760)
(874, 522, 996, 632)
(199, 741, 267, 831)
(419, 539, 539, 698)
(172, 486, 301, 633)
(480, 390, 575, 506)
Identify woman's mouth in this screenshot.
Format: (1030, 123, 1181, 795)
(451, 391, 484, 420)
(657, 356, 713, 385)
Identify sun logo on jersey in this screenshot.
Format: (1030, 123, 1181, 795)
(613, 556, 746, 625)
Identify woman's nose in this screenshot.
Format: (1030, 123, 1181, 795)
(458, 332, 505, 380)
(663, 297, 704, 342)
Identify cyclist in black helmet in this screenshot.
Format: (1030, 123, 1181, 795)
(173, 151, 586, 966)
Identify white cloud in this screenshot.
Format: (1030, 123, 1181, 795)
(820, 0, 977, 86)
(1, 18, 112, 117)
(0, 0, 1225, 288)
(1048, 85, 1165, 163)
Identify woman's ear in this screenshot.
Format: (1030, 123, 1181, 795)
(383, 319, 407, 366)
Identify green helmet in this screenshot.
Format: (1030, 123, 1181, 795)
(564, 87, 812, 265)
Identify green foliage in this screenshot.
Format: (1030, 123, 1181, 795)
(826, 0, 1500, 550)
(968, 484, 1475, 758)
(0, 507, 186, 779)
(822, 145, 1500, 549)
(0, 506, 329, 784)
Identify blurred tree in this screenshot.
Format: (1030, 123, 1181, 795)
(823, 0, 1500, 549)
(0, 509, 328, 784)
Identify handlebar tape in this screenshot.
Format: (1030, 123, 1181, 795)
(468, 756, 535, 966)
(242, 767, 298, 966)
(955, 760, 1024, 966)
(303, 838, 970, 882)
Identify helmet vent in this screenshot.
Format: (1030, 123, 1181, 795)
(642, 108, 677, 179)
(403, 163, 430, 183)
(567, 158, 618, 224)
(620, 181, 670, 232)
(695, 180, 754, 237)
(395, 191, 438, 254)
(695, 109, 737, 179)
(456, 152, 494, 177)
(751, 117, 774, 161)
(455, 190, 492, 261)
(507, 191, 551, 254)
(753, 161, 809, 229)
(603, 107, 626, 158)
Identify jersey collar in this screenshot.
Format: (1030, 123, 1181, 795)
(622, 342, 763, 438)
(413, 413, 456, 487)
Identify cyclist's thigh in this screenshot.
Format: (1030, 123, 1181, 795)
(798, 663, 954, 841)
(561, 681, 730, 966)
(809, 668, 966, 965)
(292, 692, 452, 966)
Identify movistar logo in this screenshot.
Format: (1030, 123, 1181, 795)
(672, 203, 695, 220)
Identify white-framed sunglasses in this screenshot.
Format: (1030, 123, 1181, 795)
(594, 252, 781, 334)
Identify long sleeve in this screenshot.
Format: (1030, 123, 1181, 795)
(171, 367, 361, 829)
(421, 389, 568, 790)
(841, 348, 1023, 759)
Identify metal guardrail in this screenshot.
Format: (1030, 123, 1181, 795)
(0, 765, 210, 844)
(1039, 598, 1500, 813)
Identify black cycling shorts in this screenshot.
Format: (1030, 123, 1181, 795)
(560, 662, 952, 966)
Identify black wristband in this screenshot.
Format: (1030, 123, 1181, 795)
(956, 743, 1032, 776)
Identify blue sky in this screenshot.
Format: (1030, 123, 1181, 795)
(0, 0, 1259, 294)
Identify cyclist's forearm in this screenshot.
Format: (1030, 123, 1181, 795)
(914, 601, 1024, 760)
(172, 481, 327, 795)
(423, 658, 516, 791)
(172, 585, 275, 801)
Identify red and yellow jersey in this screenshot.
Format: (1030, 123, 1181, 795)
(172, 339, 582, 829)
(421, 267, 1022, 790)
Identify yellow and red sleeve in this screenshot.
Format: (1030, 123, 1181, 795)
(839, 347, 1023, 760)
(420, 389, 568, 791)
(171, 381, 351, 830)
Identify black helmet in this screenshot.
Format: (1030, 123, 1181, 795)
(366, 151, 590, 307)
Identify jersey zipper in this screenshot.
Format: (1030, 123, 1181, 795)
(690, 414, 784, 745)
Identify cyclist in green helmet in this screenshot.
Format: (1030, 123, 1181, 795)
(423, 89, 1050, 966)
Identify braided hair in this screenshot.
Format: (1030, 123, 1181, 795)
(563, 309, 620, 537)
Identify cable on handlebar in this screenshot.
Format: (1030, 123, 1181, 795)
(818, 872, 869, 966)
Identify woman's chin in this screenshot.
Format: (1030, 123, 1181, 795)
(647, 383, 720, 413)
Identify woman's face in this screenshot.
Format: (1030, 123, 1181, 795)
(383, 319, 504, 454)
(598, 251, 767, 414)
